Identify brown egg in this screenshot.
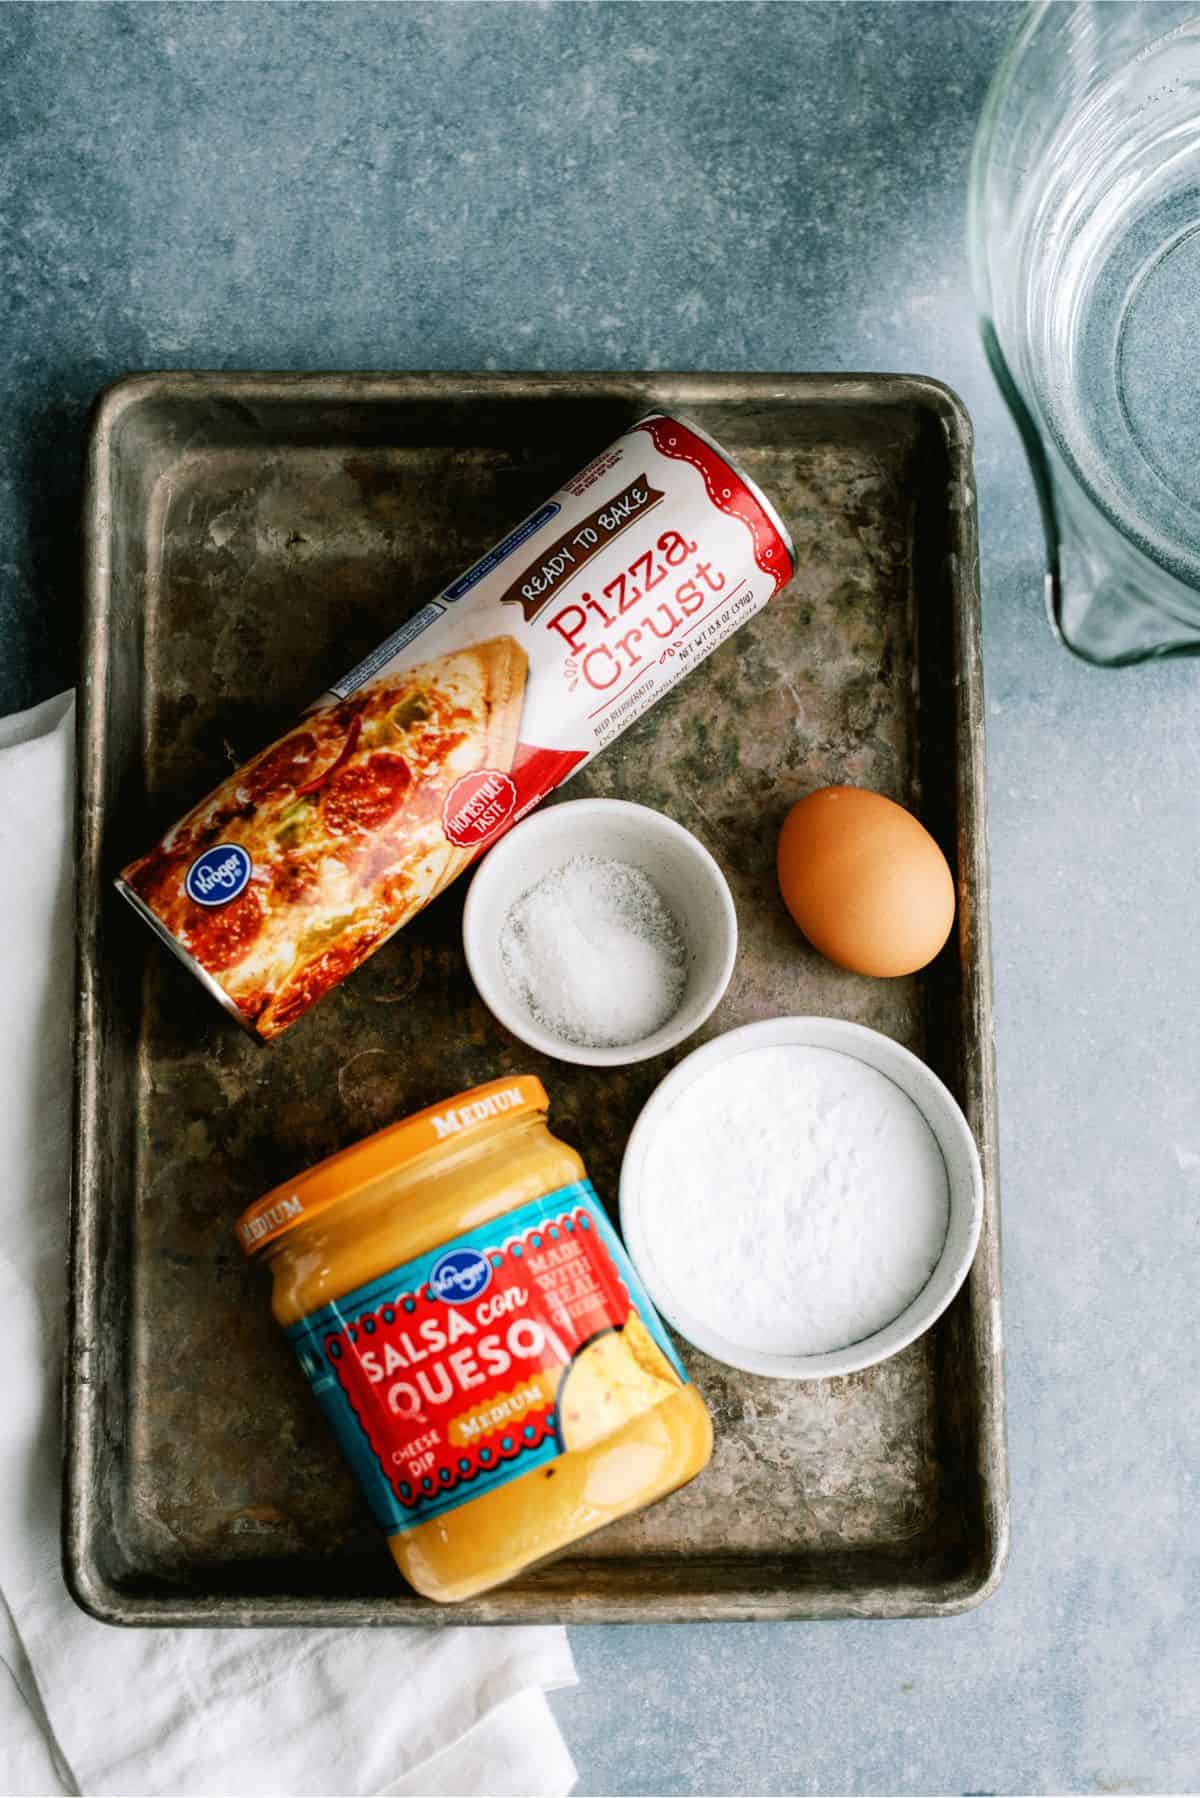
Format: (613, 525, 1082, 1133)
(777, 786, 956, 977)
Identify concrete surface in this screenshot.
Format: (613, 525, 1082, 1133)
(2, 3, 1198, 1792)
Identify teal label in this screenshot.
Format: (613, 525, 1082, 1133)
(286, 1180, 686, 1532)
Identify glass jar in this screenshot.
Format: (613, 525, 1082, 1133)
(236, 1076, 713, 1602)
(970, 2, 1200, 663)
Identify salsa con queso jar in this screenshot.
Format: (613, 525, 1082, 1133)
(236, 1076, 713, 1602)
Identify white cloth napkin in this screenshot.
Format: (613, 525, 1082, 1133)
(0, 695, 577, 1798)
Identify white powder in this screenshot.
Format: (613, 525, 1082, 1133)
(640, 1046, 950, 1356)
(499, 855, 688, 1049)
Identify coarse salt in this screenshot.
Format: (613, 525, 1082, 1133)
(639, 1046, 950, 1356)
(499, 855, 688, 1049)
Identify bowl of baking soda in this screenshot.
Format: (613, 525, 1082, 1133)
(619, 1016, 984, 1379)
(462, 798, 738, 1067)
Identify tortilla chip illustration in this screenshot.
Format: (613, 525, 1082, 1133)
(556, 1310, 683, 1454)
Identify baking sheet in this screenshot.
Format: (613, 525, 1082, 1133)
(70, 371, 1007, 1624)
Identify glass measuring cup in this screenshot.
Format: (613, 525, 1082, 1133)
(970, 2, 1200, 664)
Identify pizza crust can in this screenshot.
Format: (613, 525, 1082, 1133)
(118, 414, 794, 1038)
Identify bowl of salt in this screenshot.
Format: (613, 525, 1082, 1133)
(462, 798, 738, 1067)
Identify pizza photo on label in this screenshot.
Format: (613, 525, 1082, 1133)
(121, 636, 528, 1038)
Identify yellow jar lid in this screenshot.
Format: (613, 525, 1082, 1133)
(235, 1075, 549, 1256)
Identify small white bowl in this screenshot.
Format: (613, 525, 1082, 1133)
(619, 1016, 984, 1380)
(462, 798, 738, 1068)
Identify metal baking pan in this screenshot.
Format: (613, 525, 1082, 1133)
(70, 371, 1007, 1625)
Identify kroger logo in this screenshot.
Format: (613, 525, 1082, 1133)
(429, 1248, 492, 1305)
(185, 844, 252, 907)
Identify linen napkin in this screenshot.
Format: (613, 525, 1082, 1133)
(0, 694, 577, 1798)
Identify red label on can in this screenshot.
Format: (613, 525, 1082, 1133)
(118, 411, 794, 1037)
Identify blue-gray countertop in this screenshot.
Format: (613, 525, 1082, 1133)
(3, 4, 1198, 1792)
